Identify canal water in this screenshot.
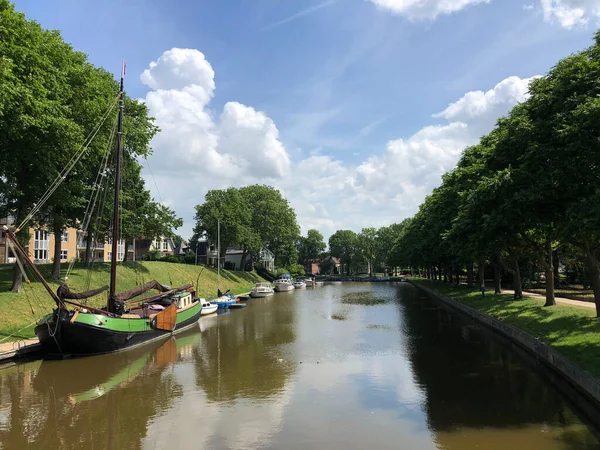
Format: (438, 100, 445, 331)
(0, 282, 598, 449)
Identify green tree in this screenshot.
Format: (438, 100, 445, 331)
(194, 188, 252, 265)
(297, 229, 326, 272)
(358, 227, 377, 276)
(329, 230, 357, 276)
(239, 185, 300, 269)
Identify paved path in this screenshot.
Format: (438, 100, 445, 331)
(501, 288, 596, 310)
(0, 337, 41, 363)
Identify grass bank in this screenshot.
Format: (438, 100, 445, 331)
(0, 262, 264, 341)
(411, 279, 600, 379)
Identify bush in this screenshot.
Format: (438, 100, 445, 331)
(143, 250, 161, 261)
(160, 255, 182, 264)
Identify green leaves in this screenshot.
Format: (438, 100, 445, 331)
(194, 185, 300, 268)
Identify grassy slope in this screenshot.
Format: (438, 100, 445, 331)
(0, 262, 264, 341)
(412, 279, 600, 379)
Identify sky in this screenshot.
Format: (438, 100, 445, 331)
(12, 0, 599, 240)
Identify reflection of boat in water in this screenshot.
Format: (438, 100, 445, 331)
(33, 324, 201, 404)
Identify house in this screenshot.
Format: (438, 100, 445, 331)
(315, 256, 342, 275)
(194, 238, 275, 271)
(0, 217, 133, 264)
(259, 248, 275, 272)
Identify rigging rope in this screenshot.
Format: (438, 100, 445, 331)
(66, 114, 118, 281)
(144, 157, 174, 285)
(17, 94, 120, 232)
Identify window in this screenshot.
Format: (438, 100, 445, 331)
(108, 241, 125, 261)
(118, 240, 125, 261)
(60, 250, 68, 261)
(34, 230, 49, 262)
(163, 239, 168, 251)
(61, 231, 69, 242)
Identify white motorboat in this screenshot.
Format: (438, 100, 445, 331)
(293, 278, 306, 289)
(200, 300, 218, 315)
(250, 282, 275, 298)
(304, 277, 315, 287)
(274, 276, 294, 292)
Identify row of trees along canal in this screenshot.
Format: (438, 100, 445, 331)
(388, 31, 600, 317)
(0, 0, 182, 289)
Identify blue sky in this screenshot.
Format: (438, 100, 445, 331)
(13, 0, 598, 239)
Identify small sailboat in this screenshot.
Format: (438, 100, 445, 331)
(3, 62, 203, 357)
(200, 300, 218, 315)
(274, 274, 294, 292)
(213, 289, 237, 309)
(250, 282, 275, 298)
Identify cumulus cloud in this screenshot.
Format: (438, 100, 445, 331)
(140, 47, 536, 240)
(539, 0, 600, 28)
(140, 48, 290, 223)
(369, 0, 490, 19)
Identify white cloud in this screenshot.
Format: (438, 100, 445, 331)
(539, 0, 600, 28)
(140, 48, 290, 230)
(140, 48, 536, 241)
(370, 0, 490, 19)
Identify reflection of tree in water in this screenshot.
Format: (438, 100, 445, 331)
(0, 332, 199, 450)
(194, 301, 297, 402)
(397, 284, 600, 449)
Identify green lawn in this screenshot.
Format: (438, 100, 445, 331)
(0, 262, 264, 341)
(412, 279, 600, 379)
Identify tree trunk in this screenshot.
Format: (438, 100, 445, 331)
(513, 259, 523, 299)
(553, 250, 560, 289)
(122, 239, 129, 263)
(478, 260, 485, 287)
(85, 229, 93, 265)
(51, 221, 62, 280)
(455, 269, 460, 285)
(494, 264, 502, 294)
(11, 263, 23, 293)
(544, 238, 556, 307)
(448, 270, 453, 284)
(583, 241, 600, 317)
(240, 249, 248, 271)
(467, 262, 474, 288)
(443, 267, 448, 283)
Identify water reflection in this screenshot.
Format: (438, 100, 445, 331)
(399, 284, 600, 449)
(0, 283, 597, 450)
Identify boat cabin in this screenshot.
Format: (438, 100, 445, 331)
(172, 292, 194, 309)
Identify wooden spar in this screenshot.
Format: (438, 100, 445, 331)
(124, 284, 194, 305)
(108, 60, 125, 314)
(3, 227, 63, 306)
(61, 300, 119, 317)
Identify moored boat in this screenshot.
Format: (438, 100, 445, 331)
(304, 277, 316, 287)
(5, 63, 203, 357)
(293, 278, 306, 289)
(274, 275, 294, 292)
(200, 300, 218, 315)
(250, 282, 275, 298)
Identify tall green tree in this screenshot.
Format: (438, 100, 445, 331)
(329, 230, 357, 276)
(297, 229, 326, 272)
(358, 227, 377, 276)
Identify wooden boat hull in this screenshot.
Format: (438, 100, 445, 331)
(35, 301, 202, 357)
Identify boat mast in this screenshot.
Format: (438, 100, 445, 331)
(108, 60, 125, 313)
(217, 218, 220, 293)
